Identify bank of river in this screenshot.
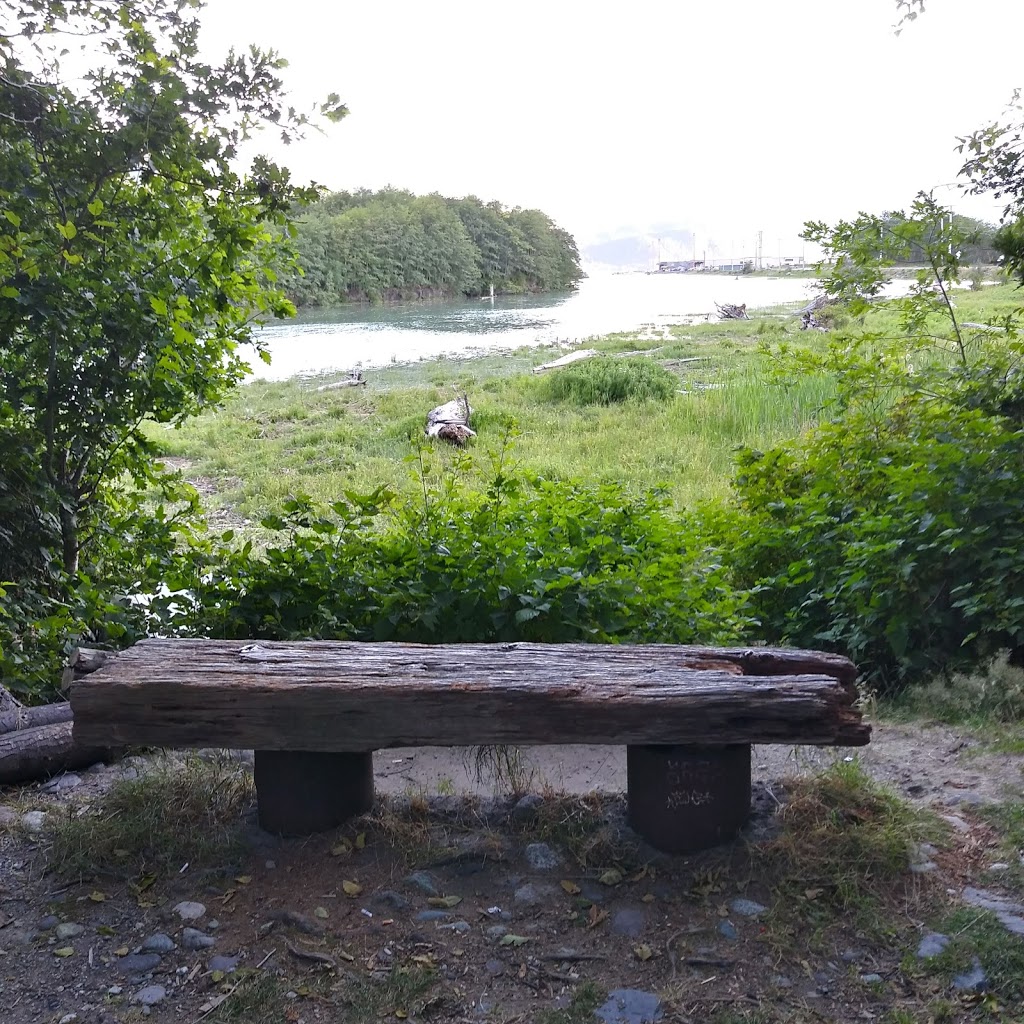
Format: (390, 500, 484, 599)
(248, 272, 820, 381)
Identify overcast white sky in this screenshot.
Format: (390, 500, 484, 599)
(198, 0, 1023, 255)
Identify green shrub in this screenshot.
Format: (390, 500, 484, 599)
(159, 458, 752, 648)
(539, 357, 677, 405)
(709, 346, 1024, 694)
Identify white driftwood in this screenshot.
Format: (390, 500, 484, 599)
(532, 349, 599, 373)
(71, 639, 869, 752)
(425, 394, 475, 445)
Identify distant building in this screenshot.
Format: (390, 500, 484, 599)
(657, 260, 704, 273)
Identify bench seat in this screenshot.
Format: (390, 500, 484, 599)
(71, 639, 868, 853)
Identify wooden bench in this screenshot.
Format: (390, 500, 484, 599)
(70, 639, 869, 854)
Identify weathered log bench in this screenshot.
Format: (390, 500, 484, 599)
(70, 638, 869, 854)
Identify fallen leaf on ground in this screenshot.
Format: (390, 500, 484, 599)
(87, 891, 107, 902)
(331, 839, 353, 856)
(355, 832, 366, 849)
(560, 880, 581, 895)
(599, 868, 623, 886)
(314, 907, 329, 919)
(634, 943, 654, 961)
(342, 880, 362, 897)
(427, 895, 462, 908)
(499, 934, 529, 947)
(588, 905, 609, 929)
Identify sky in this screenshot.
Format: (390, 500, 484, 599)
(195, 0, 1024, 258)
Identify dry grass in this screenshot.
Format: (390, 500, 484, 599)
(47, 753, 254, 878)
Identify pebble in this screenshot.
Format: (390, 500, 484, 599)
(38, 915, 60, 931)
(861, 973, 883, 984)
(0, 805, 19, 826)
(207, 919, 220, 931)
(416, 910, 452, 922)
(182, 928, 216, 951)
(436, 920, 471, 933)
(513, 882, 556, 906)
(940, 813, 971, 833)
(265, 859, 276, 870)
(209, 954, 241, 974)
(404, 871, 440, 896)
(107, 986, 123, 996)
(916, 933, 950, 959)
(729, 898, 767, 918)
(21, 810, 46, 831)
(485, 958, 505, 976)
(944, 791, 984, 808)
(115, 953, 162, 974)
(840, 948, 863, 963)
(133, 985, 166, 1006)
(371, 890, 412, 912)
(173, 901, 206, 922)
(524, 842, 562, 870)
(988, 863, 1010, 872)
(961, 887, 1024, 935)
(55, 923, 85, 940)
(909, 861, 938, 874)
(58, 1015, 78, 1024)
(952, 957, 988, 992)
(42, 773, 82, 793)
(511, 793, 544, 823)
(141, 933, 176, 953)
(610, 906, 646, 938)
(717, 920, 738, 941)
(773, 976, 792, 988)
(595, 988, 663, 1024)
(485, 925, 508, 940)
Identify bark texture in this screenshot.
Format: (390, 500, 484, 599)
(71, 639, 868, 751)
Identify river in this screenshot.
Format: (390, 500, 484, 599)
(247, 271, 821, 381)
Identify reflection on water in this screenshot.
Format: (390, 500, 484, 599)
(247, 272, 821, 381)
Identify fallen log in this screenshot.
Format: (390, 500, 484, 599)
(316, 370, 367, 391)
(532, 349, 599, 373)
(425, 393, 476, 446)
(715, 302, 749, 320)
(0, 648, 121, 784)
(0, 702, 74, 735)
(0, 720, 121, 785)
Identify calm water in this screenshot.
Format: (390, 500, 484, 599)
(247, 272, 821, 381)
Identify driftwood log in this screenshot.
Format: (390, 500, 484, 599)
(715, 302, 749, 320)
(532, 349, 599, 373)
(316, 370, 367, 391)
(0, 648, 121, 785)
(71, 639, 867, 851)
(425, 393, 475, 446)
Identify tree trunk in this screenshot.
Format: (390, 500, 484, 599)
(0, 720, 119, 784)
(0, 702, 74, 735)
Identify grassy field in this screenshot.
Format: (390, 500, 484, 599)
(149, 282, 1024, 520)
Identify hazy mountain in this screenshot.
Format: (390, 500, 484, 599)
(582, 228, 696, 270)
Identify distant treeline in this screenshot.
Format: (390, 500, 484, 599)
(288, 189, 582, 306)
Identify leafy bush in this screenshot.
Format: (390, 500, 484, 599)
(711, 384, 1024, 693)
(539, 357, 677, 406)
(158, 460, 752, 648)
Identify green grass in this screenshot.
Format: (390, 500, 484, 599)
(915, 908, 1024, 1006)
(757, 760, 945, 934)
(146, 283, 1023, 525)
(534, 982, 606, 1024)
(48, 753, 253, 878)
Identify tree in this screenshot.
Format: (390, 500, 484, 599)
(0, 0, 345, 580)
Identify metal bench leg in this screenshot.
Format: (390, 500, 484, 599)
(254, 750, 374, 835)
(626, 744, 750, 854)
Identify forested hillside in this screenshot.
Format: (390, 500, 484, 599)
(288, 189, 582, 306)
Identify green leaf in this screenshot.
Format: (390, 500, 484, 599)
(86, 199, 104, 216)
(3, 210, 21, 227)
(56, 220, 77, 240)
(149, 296, 168, 316)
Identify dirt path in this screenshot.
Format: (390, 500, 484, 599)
(1, 719, 1022, 1024)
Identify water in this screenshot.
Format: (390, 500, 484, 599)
(247, 272, 822, 381)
